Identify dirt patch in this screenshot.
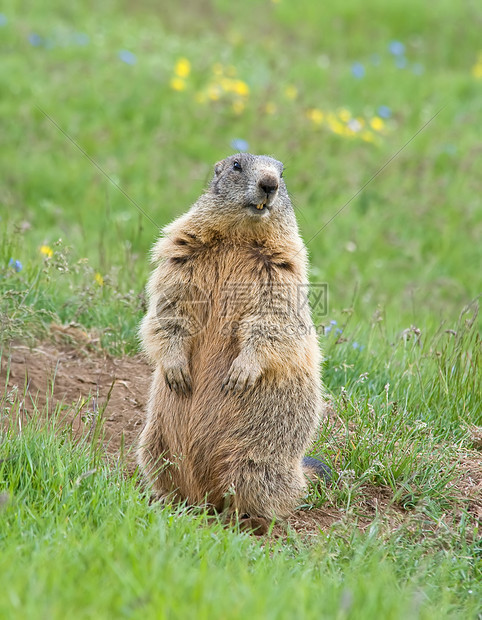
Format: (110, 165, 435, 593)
(1, 340, 480, 538)
(1, 341, 148, 466)
(453, 449, 482, 523)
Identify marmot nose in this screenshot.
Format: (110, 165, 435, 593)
(259, 177, 279, 196)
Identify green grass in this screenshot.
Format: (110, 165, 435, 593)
(1, 0, 481, 338)
(0, 407, 480, 619)
(0, 0, 481, 617)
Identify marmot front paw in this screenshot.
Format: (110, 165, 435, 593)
(164, 362, 192, 395)
(222, 356, 262, 393)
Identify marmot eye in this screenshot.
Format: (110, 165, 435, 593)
(233, 161, 242, 172)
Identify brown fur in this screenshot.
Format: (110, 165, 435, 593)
(137, 153, 325, 519)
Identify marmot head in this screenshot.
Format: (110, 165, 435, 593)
(209, 153, 292, 221)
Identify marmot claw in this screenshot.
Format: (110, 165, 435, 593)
(164, 364, 192, 396)
(222, 357, 262, 393)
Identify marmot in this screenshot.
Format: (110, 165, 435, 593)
(138, 153, 329, 520)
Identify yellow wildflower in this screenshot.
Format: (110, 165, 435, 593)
(337, 108, 351, 122)
(232, 79, 250, 97)
(170, 77, 186, 91)
(307, 108, 324, 125)
(284, 85, 298, 100)
(40, 245, 53, 258)
(94, 272, 104, 286)
(174, 58, 191, 78)
(265, 102, 277, 115)
(361, 130, 376, 143)
(370, 117, 385, 131)
(330, 120, 346, 135)
(327, 114, 346, 135)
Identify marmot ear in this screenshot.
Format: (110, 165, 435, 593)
(214, 161, 225, 176)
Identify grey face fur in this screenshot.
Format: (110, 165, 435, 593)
(210, 153, 289, 218)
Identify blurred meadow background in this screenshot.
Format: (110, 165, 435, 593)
(1, 1, 481, 618)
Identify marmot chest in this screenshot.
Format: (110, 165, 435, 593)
(184, 243, 301, 328)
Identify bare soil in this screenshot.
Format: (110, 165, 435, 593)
(2, 337, 480, 538)
(2, 340, 148, 465)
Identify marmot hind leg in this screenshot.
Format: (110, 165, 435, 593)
(227, 462, 307, 520)
(302, 456, 332, 483)
(229, 458, 332, 520)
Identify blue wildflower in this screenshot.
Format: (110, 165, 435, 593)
(8, 258, 23, 272)
(351, 62, 365, 79)
(330, 320, 337, 325)
(73, 32, 89, 46)
(389, 41, 405, 56)
(352, 342, 365, 351)
(324, 326, 332, 334)
(230, 138, 249, 152)
(335, 328, 343, 335)
(0, 14, 7, 26)
(377, 105, 392, 119)
(118, 49, 136, 65)
(28, 33, 43, 47)
(395, 56, 407, 69)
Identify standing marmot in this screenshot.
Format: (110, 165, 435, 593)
(138, 153, 329, 520)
